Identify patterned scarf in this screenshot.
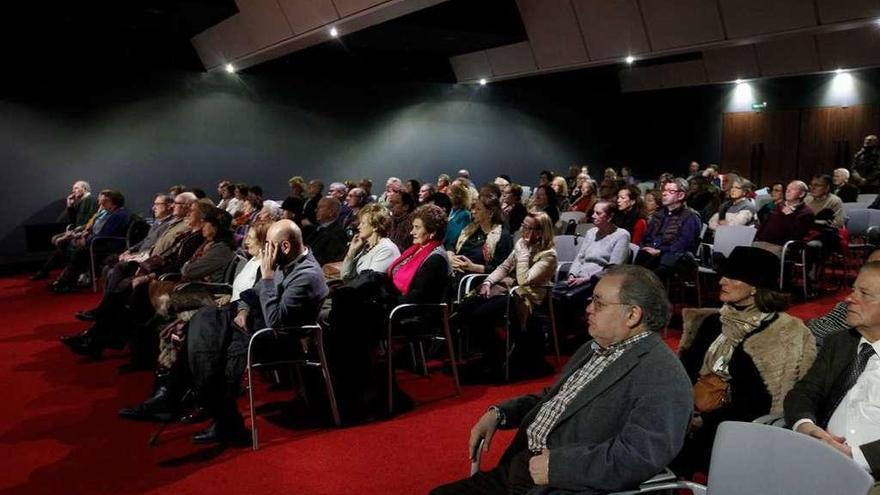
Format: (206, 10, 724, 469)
(699, 303, 772, 378)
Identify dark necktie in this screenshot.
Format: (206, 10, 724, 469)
(826, 344, 876, 423)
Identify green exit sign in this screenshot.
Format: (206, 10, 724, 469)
(752, 102, 768, 110)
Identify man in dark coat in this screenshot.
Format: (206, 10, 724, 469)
(304, 197, 348, 265)
(432, 265, 693, 494)
(785, 260, 880, 479)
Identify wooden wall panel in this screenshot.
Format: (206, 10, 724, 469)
(721, 110, 799, 187)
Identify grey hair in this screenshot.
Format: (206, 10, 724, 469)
(74, 180, 91, 192)
(834, 168, 850, 180)
(329, 182, 348, 196)
(261, 200, 283, 221)
(669, 177, 690, 194)
(605, 265, 670, 333)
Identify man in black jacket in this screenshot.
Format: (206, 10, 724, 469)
(304, 197, 348, 265)
(785, 260, 880, 478)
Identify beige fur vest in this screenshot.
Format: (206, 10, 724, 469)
(680, 308, 817, 414)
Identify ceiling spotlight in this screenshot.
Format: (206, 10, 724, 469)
(329, 27, 339, 37)
(479, 78, 487, 86)
(625, 55, 635, 65)
(835, 68, 844, 74)
(225, 63, 235, 74)
(735, 78, 743, 85)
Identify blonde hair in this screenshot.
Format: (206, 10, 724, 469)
(551, 176, 569, 197)
(524, 211, 556, 252)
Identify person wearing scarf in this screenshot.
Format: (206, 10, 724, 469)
(448, 195, 513, 284)
(387, 203, 450, 303)
(458, 211, 558, 380)
(673, 246, 817, 477)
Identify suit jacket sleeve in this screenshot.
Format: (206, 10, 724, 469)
(182, 243, 233, 282)
(784, 330, 845, 427)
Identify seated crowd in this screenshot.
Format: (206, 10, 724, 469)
(32, 138, 880, 492)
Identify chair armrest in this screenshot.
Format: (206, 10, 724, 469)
(753, 413, 787, 427)
(173, 281, 233, 294)
(554, 261, 573, 283)
(611, 481, 706, 495)
(458, 274, 489, 302)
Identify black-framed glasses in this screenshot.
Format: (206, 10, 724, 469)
(587, 297, 632, 312)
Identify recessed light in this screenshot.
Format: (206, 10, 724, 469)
(329, 27, 338, 37)
(835, 68, 844, 74)
(625, 55, 635, 65)
(225, 64, 235, 73)
(735, 78, 743, 85)
(479, 78, 487, 86)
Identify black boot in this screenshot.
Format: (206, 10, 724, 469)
(118, 370, 181, 422)
(192, 384, 249, 445)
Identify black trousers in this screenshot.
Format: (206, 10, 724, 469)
(187, 304, 250, 425)
(431, 449, 536, 495)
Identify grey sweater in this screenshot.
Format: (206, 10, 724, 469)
(568, 227, 631, 280)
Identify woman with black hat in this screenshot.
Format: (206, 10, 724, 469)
(672, 246, 817, 477)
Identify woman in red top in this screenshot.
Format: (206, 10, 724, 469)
(614, 185, 647, 245)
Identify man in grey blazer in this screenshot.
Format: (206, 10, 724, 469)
(188, 219, 329, 445)
(433, 265, 693, 494)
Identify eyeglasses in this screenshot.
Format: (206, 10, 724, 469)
(587, 296, 632, 312)
(662, 188, 681, 194)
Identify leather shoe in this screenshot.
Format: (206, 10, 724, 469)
(61, 333, 104, 359)
(179, 407, 208, 424)
(118, 386, 178, 422)
(192, 422, 250, 446)
(75, 310, 98, 322)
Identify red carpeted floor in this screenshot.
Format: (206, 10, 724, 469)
(0, 274, 846, 495)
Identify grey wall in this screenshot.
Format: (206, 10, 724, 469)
(3, 66, 879, 265)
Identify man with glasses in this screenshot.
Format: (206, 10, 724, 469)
(806, 174, 844, 230)
(432, 265, 692, 494)
(635, 177, 702, 281)
(72, 192, 195, 321)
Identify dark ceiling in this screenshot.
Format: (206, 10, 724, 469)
(244, 0, 528, 83)
(2, 0, 526, 83)
(2, 0, 239, 73)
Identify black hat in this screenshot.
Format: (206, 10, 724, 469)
(719, 246, 779, 289)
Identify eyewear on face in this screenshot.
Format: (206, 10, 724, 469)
(587, 297, 631, 312)
(662, 188, 681, 194)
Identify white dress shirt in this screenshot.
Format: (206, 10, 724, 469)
(814, 338, 880, 472)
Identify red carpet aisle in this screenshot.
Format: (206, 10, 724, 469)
(0, 274, 843, 495)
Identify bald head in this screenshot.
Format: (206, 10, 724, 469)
(268, 219, 303, 262)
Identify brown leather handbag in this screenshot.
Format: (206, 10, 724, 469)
(693, 373, 730, 413)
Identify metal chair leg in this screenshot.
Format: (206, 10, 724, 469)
(547, 297, 561, 370)
(418, 341, 429, 376)
(315, 327, 341, 426)
(441, 306, 461, 396)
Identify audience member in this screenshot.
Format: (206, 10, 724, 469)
(340, 204, 400, 281)
(377, 177, 403, 206)
(389, 191, 416, 250)
(445, 183, 473, 250)
(283, 176, 306, 223)
(785, 260, 880, 478)
(550, 177, 570, 211)
(32, 180, 99, 280)
(753, 180, 815, 256)
(457, 212, 557, 379)
(436, 174, 450, 195)
(643, 190, 659, 217)
(852, 134, 880, 191)
(502, 184, 527, 234)
(302, 179, 323, 227)
(187, 219, 328, 444)
(832, 168, 860, 203)
(707, 174, 757, 232)
(418, 183, 435, 205)
(805, 174, 845, 229)
(433, 265, 692, 494)
(687, 160, 701, 179)
(614, 185, 646, 244)
(674, 246, 816, 476)
(304, 197, 348, 265)
(555, 201, 630, 337)
(757, 182, 784, 225)
(448, 195, 513, 279)
(569, 175, 597, 216)
(635, 178, 701, 281)
(50, 190, 131, 293)
(808, 249, 880, 345)
(529, 184, 560, 225)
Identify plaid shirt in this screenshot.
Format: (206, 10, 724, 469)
(526, 331, 652, 452)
